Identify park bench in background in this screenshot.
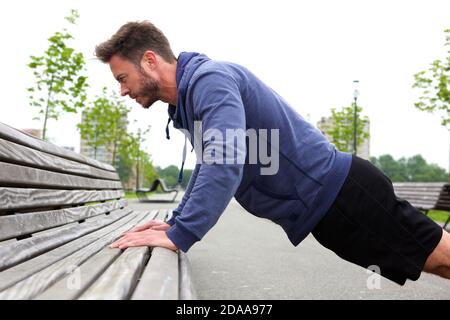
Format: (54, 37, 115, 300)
(393, 182, 450, 229)
(136, 178, 179, 203)
(0, 122, 196, 300)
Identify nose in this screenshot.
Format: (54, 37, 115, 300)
(120, 83, 130, 97)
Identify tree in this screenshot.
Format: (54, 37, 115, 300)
(156, 165, 193, 189)
(322, 105, 370, 153)
(118, 125, 159, 190)
(406, 154, 448, 182)
(138, 151, 158, 188)
(156, 165, 179, 187)
(370, 154, 408, 181)
(370, 154, 448, 182)
(27, 9, 88, 140)
(413, 29, 450, 129)
(77, 88, 129, 165)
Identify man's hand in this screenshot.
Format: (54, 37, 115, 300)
(125, 220, 171, 233)
(110, 226, 177, 251)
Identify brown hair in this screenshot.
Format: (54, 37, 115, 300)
(95, 21, 175, 64)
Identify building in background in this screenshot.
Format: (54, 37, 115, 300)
(317, 116, 371, 160)
(80, 143, 113, 165)
(79, 111, 128, 166)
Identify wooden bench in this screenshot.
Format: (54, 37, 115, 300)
(136, 178, 179, 203)
(0, 122, 196, 300)
(393, 182, 450, 229)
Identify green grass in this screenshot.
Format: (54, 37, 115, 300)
(124, 192, 138, 199)
(427, 210, 450, 223)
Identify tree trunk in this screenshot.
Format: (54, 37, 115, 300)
(42, 76, 54, 141)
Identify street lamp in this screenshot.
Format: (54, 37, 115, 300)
(353, 80, 360, 156)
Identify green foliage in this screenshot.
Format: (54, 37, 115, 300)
(138, 151, 159, 188)
(156, 165, 193, 189)
(119, 125, 158, 190)
(156, 165, 178, 187)
(322, 104, 370, 153)
(370, 154, 448, 182)
(413, 29, 450, 129)
(27, 9, 88, 140)
(77, 87, 129, 165)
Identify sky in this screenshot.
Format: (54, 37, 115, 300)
(0, 0, 449, 171)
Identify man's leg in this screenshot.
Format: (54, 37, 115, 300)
(312, 155, 445, 285)
(424, 230, 450, 278)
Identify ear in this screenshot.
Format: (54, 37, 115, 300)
(141, 50, 157, 70)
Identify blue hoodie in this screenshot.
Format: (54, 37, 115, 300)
(165, 52, 352, 252)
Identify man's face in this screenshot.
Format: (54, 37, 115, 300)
(109, 55, 159, 109)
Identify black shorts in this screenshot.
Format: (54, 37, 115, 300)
(312, 155, 443, 285)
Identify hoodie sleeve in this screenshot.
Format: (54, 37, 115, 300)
(166, 70, 246, 252)
(166, 164, 200, 226)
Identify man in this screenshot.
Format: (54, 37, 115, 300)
(97, 21, 450, 285)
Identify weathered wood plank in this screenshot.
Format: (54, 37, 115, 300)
(0, 138, 119, 180)
(0, 210, 154, 299)
(0, 200, 127, 241)
(79, 247, 150, 300)
(179, 252, 197, 300)
(131, 209, 178, 300)
(131, 247, 179, 300)
(0, 122, 115, 172)
(394, 191, 441, 198)
(34, 248, 122, 300)
(0, 239, 17, 248)
(32, 223, 78, 236)
(35, 211, 158, 300)
(0, 162, 122, 190)
(0, 208, 132, 276)
(393, 182, 446, 188)
(0, 188, 123, 212)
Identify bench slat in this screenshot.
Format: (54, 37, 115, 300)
(0, 138, 119, 181)
(35, 210, 158, 300)
(396, 198, 437, 209)
(393, 182, 446, 188)
(0, 122, 115, 172)
(131, 209, 178, 300)
(394, 191, 441, 198)
(179, 251, 197, 300)
(131, 247, 179, 300)
(393, 182, 450, 212)
(0, 188, 123, 212)
(0, 209, 131, 274)
(396, 195, 438, 203)
(34, 248, 122, 300)
(0, 210, 153, 299)
(79, 247, 150, 300)
(0, 162, 122, 190)
(0, 200, 127, 241)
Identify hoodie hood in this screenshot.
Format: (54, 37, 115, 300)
(167, 52, 210, 132)
(166, 52, 210, 183)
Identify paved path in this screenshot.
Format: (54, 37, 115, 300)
(128, 196, 450, 299)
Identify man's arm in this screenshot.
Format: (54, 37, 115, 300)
(166, 69, 246, 252)
(110, 69, 246, 252)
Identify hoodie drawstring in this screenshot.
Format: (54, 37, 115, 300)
(166, 116, 186, 184)
(165, 117, 172, 140)
(178, 136, 187, 184)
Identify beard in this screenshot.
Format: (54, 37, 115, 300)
(134, 70, 160, 109)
